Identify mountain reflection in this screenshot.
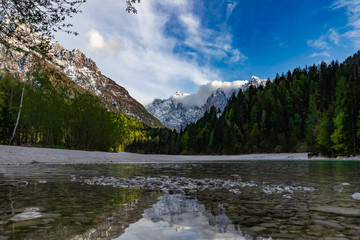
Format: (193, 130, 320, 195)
(116, 194, 264, 240)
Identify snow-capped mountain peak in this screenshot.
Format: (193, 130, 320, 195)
(146, 77, 267, 131)
(249, 76, 264, 87)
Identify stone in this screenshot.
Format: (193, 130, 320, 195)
(333, 185, 344, 192)
(352, 192, 360, 200)
(10, 207, 41, 222)
(346, 229, 360, 236)
(324, 238, 348, 240)
(229, 189, 241, 194)
(312, 220, 345, 230)
(230, 174, 241, 181)
(279, 225, 287, 230)
(308, 224, 325, 231)
(260, 222, 278, 228)
(291, 220, 306, 226)
(249, 226, 266, 232)
(311, 205, 360, 217)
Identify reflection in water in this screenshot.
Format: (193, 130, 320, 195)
(1, 161, 360, 239)
(117, 194, 267, 240)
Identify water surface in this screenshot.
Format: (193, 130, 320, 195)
(0, 161, 360, 239)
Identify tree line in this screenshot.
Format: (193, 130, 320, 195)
(127, 51, 360, 157)
(0, 69, 152, 151)
(3, 50, 360, 156)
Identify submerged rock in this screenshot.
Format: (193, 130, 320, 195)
(352, 192, 360, 200)
(10, 207, 41, 222)
(69, 175, 76, 181)
(333, 185, 344, 192)
(312, 219, 345, 229)
(12, 181, 28, 187)
(311, 205, 360, 217)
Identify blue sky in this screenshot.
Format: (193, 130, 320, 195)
(55, 0, 360, 104)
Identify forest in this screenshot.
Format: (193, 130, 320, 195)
(0, 68, 153, 151)
(2, 51, 360, 156)
(127, 51, 360, 157)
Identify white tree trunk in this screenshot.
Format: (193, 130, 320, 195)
(9, 82, 25, 145)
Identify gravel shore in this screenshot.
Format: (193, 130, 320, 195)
(0, 145, 359, 165)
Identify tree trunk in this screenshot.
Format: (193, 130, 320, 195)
(9, 82, 25, 145)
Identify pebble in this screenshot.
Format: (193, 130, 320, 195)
(249, 226, 266, 232)
(69, 175, 76, 181)
(333, 185, 344, 192)
(352, 192, 360, 200)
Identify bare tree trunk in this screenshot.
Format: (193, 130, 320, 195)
(9, 82, 25, 145)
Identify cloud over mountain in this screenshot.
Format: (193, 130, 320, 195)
(172, 80, 248, 107)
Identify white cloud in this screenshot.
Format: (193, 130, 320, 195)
(329, 29, 340, 45)
(224, 44, 247, 63)
(54, 0, 244, 104)
(226, 1, 239, 19)
(179, 14, 200, 34)
(307, 37, 330, 50)
(177, 5, 246, 64)
(84, 29, 121, 56)
(173, 80, 248, 107)
(307, 29, 340, 57)
(311, 51, 330, 58)
(332, 0, 360, 46)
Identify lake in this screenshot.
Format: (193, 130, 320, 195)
(1, 161, 360, 239)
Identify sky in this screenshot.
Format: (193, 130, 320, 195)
(54, 0, 360, 105)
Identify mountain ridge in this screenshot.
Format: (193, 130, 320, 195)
(0, 41, 163, 127)
(146, 76, 267, 131)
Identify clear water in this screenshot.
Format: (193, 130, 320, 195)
(0, 161, 360, 239)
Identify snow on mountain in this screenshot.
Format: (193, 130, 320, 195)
(146, 76, 267, 131)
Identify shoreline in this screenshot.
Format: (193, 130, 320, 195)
(1, 145, 360, 165)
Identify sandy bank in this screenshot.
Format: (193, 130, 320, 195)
(0, 145, 359, 164)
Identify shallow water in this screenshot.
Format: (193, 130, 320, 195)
(0, 161, 360, 239)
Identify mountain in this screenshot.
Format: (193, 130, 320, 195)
(0, 42, 163, 128)
(146, 76, 267, 131)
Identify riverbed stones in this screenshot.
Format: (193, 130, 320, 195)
(81, 175, 316, 200)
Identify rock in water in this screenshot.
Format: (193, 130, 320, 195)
(311, 205, 360, 217)
(352, 192, 360, 200)
(333, 185, 344, 192)
(10, 208, 42, 222)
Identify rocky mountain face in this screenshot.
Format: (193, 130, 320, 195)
(50, 42, 162, 127)
(0, 42, 163, 127)
(146, 76, 267, 131)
